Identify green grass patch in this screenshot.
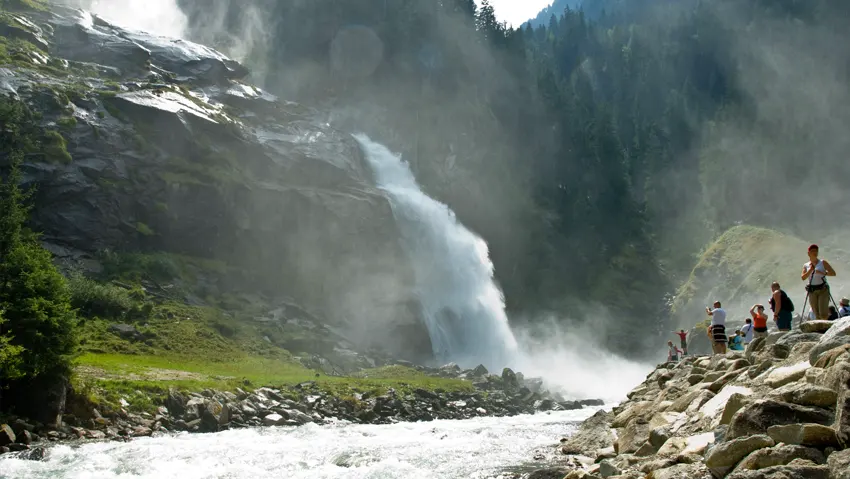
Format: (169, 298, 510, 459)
(57, 115, 77, 129)
(76, 352, 473, 413)
(42, 129, 72, 163)
(1, 0, 48, 12)
(135, 222, 155, 236)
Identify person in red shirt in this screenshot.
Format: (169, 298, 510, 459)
(749, 304, 769, 340)
(673, 329, 688, 356)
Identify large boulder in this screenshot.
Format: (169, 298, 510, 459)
(836, 372, 850, 448)
(0, 425, 15, 447)
(810, 336, 850, 366)
(727, 400, 833, 440)
(775, 332, 823, 348)
(774, 383, 837, 408)
(725, 463, 829, 479)
(705, 434, 775, 478)
(766, 424, 839, 448)
(733, 444, 825, 472)
(827, 449, 850, 479)
(765, 362, 810, 388)
(799, 321, 834, 334)
(820, 316, 850, 342)
(560, 410, 615, 456)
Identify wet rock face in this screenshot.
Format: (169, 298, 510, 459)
(2, 4, 431, 361)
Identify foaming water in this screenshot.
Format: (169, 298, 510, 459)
(84, 0, 188, 38)
(356, 135, 519, 371)
(0, 409, 601, 479)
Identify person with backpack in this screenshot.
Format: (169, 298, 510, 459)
(801, 244, 837, 320)
(769, 282, 794, 331)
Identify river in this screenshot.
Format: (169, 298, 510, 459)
(0, 407, 603, 479)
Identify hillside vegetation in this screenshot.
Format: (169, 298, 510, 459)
(672, 225, 850, 327)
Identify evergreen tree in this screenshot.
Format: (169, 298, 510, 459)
(0, 96, 77, 391)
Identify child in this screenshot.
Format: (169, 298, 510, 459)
(667, 340, 682, 362)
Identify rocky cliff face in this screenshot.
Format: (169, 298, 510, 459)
(538, 317, 850, 479)
(0, 1, 431, 360)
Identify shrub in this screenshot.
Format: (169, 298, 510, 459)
(98, 250, 179, 282)
(0, 240, 78, 379)
(68, 272, 136, 319)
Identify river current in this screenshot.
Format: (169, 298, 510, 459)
(0, 408, 602, 479)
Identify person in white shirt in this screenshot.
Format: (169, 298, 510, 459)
(706, 301, 727, 355)
(801, 244, 836, 320)
(740, 317, 754, 344)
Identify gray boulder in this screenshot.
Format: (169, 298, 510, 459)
(727, 400, 833, 440)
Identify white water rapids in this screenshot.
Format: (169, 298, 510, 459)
(356, 135, 519, 372)
(0, 409, 602, 479)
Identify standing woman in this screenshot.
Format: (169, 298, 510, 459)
(801, 244, 837, 320)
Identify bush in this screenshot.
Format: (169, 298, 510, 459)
(98, 250, 179, 282)
(0, 240, 78, 379)
(68, 272, 144, 319)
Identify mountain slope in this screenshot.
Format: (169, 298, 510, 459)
(0, 1, 431, 361)
(672, 225, 850, 326)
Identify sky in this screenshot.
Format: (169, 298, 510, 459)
(486, 0, 553, 26)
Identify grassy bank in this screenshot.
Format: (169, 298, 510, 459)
(74, 352, 472, 414)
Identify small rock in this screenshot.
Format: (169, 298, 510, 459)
(131, 426, 152, 437)
(262, 413, 284, 426)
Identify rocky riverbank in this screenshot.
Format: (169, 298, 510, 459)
(528, 317, 850, 479)
(0, 363, 602, 459)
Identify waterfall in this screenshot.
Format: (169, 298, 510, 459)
(355, 135, 518, 371)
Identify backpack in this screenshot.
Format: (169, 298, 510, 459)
(781, 290, 795, 312)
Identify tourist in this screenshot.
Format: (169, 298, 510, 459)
(801, 244, 837, 320)
(741, 317, 754, 344)
(706, 301, 727, 355)
(667, 340, 682, 362)
(749, 304, 768, 340)
(769, 282, 794, 332)
(828, 306, 839, 321)
(840, 298, 850, 318)
(673, 329, 688, 356)
(730, 330, 745, 351)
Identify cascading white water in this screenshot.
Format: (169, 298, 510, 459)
(355, 135, 519, 371)
(0, 409, 601, 478)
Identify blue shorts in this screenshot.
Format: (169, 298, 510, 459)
(777, 310, 792, 330)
